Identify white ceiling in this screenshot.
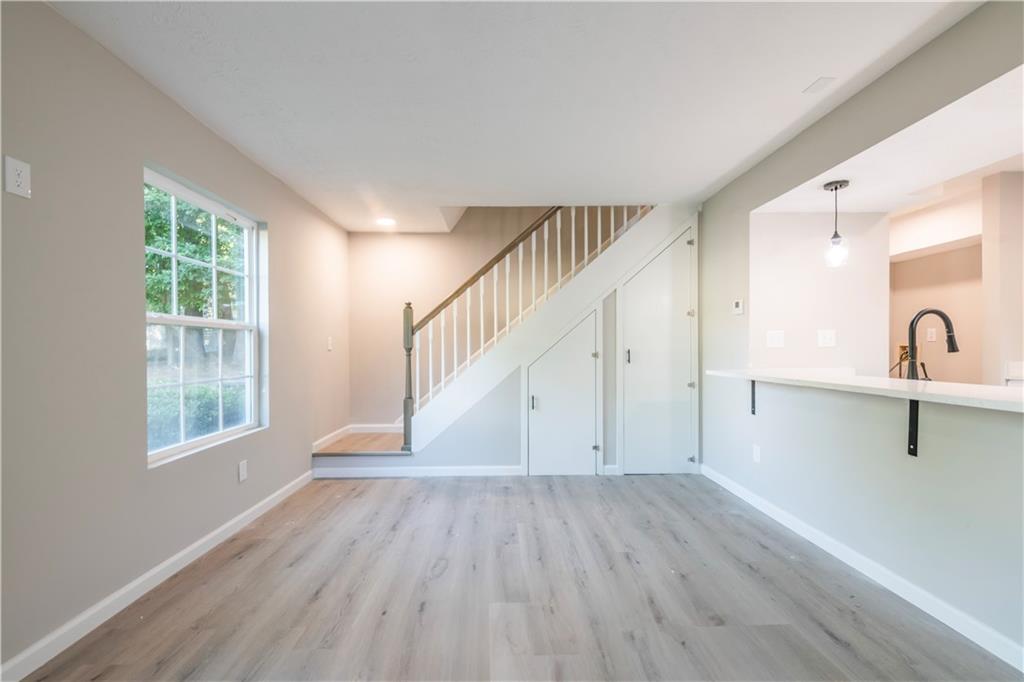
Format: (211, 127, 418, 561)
(56, 2, 977, 232)
(755, 65, 1024, 214)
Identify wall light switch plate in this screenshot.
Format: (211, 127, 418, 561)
(4, 156, 31, 198)
(926, 327, 936, 342)
(817, 329, 837, 348)
(327, 335, 334, 352)
(731, 299, 744, 316)
(766, 330, 785, 348)
(238, 459, 248, 482)
(752, 444, 761, 464)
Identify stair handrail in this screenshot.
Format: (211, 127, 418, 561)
(412, 206, 562, 334)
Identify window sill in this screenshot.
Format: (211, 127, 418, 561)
(148, 424, 267, 469)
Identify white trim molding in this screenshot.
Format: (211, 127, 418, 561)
(701, 465, 1024, 673)
(313, 464, 524, 479)
(1, 472, 312, 681)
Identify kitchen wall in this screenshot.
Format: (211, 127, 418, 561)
(701, 1, 1023, 666)
(889, 190, 982, 260)
(2, 3, 350, 662)
(981, 171, 1024, 385)
(748, 212, 889, 375)
(890, 245, 983, 383)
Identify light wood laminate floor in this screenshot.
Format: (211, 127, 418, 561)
(30, 476, 1018, 681)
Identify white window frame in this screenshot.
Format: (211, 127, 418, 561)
(144, 168, 261, 465)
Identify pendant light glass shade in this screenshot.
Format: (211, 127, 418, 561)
(823, 180, 849, 268)
(825, 234, 848, 268)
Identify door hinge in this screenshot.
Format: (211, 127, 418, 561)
(686, 309, 696, 317)
(591, 351, 599, 359)
(592, 444, 600, 451)
(687, 381, 696, 388)
(686, 238, 695, 246)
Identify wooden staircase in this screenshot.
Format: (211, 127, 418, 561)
(400, 204, 653, 450)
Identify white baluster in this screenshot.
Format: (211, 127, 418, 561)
(414, 331, 421, 408)
(571, 207, 576, 276)
(465, 288, 471, 365)
(427, 319, 434, 399)
(556, 210, 562, 288)
(492, 265, 498, 343)
(610, 206, 616, 242)
(517, 241, 524, 323)
(597, 207, 603, 255)
(504, 253, 510, 335)
(479, 277, 485, 354)
(584, 207, 589, 265)
(440, 308, 447, 387)
(621, 205, 627, 233)
(453, 297, 459, 378)
(543, 220, 549, 300)
(531, 231, 537, 312)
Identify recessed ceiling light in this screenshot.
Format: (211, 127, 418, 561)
(375, 217, 397, 227)
(802, 76, 836, 94)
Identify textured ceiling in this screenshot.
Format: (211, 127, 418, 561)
(56, 2, 977, 231)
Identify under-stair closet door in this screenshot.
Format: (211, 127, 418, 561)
(622, 233, 696, 474)
(527, 313, 597, 475)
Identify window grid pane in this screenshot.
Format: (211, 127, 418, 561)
(146, 172, 257, 456)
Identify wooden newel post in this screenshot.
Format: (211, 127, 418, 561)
(402, 302, 414, 452)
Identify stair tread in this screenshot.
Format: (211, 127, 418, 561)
(314, 432, 406, 456)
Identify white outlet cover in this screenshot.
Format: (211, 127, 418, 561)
(4, 156, 31, 198)
(752, 444, 761, 463)
(817, 329, 837, 348)
(926, 327, 937, 342)
(766, 330, 785, 348)
(238, 459, 248, 482)
(327, 335, 334, 351)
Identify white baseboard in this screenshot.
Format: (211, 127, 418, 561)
(601, 464, 622, 475)
(700, 465, 1024, 673)
(312, 423, 404, 451)
(313, 464, 524, 479)
(1, 471, 313, 681)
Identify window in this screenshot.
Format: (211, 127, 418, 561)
(144, 169, 259, 460)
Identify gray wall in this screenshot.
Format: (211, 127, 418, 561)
(700, 2, 1023, 650)
(321, 368, 522, 469)
(2, 4, 351, 659)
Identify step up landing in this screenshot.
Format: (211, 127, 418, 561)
(314, 432, 407, 456)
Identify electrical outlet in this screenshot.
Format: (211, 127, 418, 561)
(766, 330, 785, 348)
(4, 156, 31, 198)
(926, 327, 936, 342)
(817, 329, 837, 348)
(752, 444, 761, 464)
(732, 299, 744, 316)
(327, 335, 333, 352)
(238, 459, 248, 482)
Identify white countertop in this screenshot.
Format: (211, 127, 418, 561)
(705, 367, 1024, 414)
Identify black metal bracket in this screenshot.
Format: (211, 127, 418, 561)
(907, 400, 919, 457)
(750, 380, 756, 415)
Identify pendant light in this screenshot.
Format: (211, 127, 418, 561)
(823, 179, 849, 268)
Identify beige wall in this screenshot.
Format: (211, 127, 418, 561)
(701, 2, 1023, 653)
(890, 245, 983, 383)
(346, 206, 548, 425)
(749, 212, 890, 376)
(981, 171, 1024, 385)
(889, 190, 982, 260)
(2, 3, 350, 660)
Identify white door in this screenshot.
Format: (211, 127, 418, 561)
(622, 233, 696, 474)
(528, 313, 597, 475)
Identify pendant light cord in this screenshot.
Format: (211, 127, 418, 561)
(832, 187, 840, 240)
